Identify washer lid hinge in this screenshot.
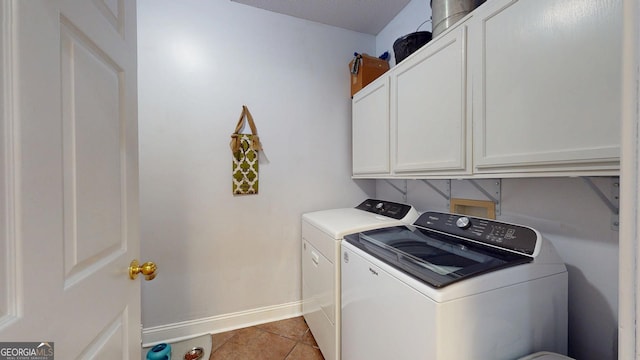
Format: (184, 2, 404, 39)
(581, 176, 619, 231)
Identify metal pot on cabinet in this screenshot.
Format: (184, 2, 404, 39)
(431, 0, 486, 37)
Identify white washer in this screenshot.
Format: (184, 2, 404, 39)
(341, 211, 568, 360)
(302, 199, 419, 360)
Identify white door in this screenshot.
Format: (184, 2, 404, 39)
(1, 0, 143, 358)
(352, 76, 391, 176)
(471, 0, 621, 174)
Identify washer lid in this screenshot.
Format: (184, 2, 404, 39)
(303, 208, 412, 239)
(344, 225, 531, 288)
(302, 199, 418, 239)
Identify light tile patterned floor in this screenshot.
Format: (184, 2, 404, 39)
(209, 316, 324, 360)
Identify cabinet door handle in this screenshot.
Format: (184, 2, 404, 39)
(311, 251, 320, 266)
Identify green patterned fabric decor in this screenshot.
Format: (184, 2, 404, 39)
(232, 134, 259, 194)
(230, 105, 262, 195)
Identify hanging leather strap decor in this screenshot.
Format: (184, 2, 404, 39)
(230, 105, 263, 195)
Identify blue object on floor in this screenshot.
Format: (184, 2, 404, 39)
(146, 343, 171, 360)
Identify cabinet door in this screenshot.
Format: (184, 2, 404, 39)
(472, 0, 621, 174)
(352, 76, 390, 175)
(392, 23, 470, 175)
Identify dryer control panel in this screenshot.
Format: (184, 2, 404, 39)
(413, 212, 538, 256)
(355, 199, 413, 220)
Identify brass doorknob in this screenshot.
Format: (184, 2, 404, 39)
(129, 260, 157, 281)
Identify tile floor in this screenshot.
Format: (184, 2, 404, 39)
(209, 316, 325, 360)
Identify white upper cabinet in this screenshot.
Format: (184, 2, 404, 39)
(392, 22, 471, 176)
(351, 0, 621, 179)
(352, 76, 391, 175)
(471, 0, 621, 175)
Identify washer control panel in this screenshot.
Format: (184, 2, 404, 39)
(355, 199, 412, 220)
(413, 212, 538, 256)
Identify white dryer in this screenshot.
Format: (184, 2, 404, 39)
(341, 211, 568, 360)
(302, 199, 419, 360)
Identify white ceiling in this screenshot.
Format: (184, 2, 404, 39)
(230, 0, 412, 35)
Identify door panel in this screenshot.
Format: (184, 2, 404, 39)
(472, 0, 621, 172)
(352, 77, 391, 175)
(61, 16, 127, 288)
(0, 1, 140, 358)
(392, 24, 469, 174)
(76, 310, 128, 358)
(93, 0, 125, 36)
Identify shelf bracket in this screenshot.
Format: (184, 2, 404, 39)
(420, 179, 451, 208)
(467, 179, 502, 215)
(383, 179, 408, 203)
(581, 177, 619, 231)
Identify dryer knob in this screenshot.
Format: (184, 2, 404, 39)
(375, 202, 384, 212)
(456, 216, 471, 229)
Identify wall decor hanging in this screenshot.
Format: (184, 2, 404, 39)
(230, 105, 263, 195)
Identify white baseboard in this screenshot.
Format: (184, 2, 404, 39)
(142, 300, 303, 347)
